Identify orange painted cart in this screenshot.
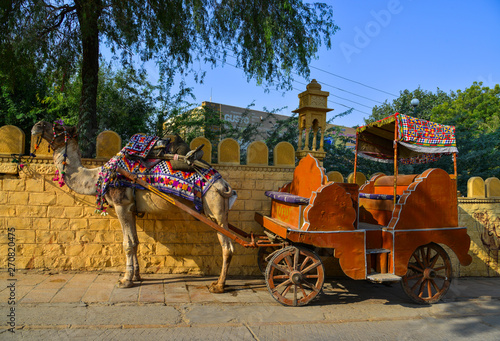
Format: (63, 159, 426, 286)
(255, 113, 472, 306)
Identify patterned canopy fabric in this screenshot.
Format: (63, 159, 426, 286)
(398, 114, 456, 148)
(356, 114, 458, 164)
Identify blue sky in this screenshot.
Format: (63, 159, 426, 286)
(144, 0, 500, 127)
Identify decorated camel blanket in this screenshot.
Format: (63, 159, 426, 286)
(95, 135, 221, 214)
(124, 133, 160, 158)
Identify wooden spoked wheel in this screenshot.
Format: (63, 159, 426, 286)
(265, 246, 325, 306)
(401, 243, 452, 304)
(257, 246, 281, 275)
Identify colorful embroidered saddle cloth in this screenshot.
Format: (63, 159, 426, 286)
(96, 150, 221, 213)
(123, 134, 160, 158)
(123, 133, 174, 162)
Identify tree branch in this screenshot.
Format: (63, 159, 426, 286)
(38, 3, 77, 37)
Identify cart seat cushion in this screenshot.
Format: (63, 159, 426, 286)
(359, 193, 400, 201)
(265, 191, 310, 205)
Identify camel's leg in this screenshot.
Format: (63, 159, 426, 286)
(209, 233, 234, 293)
(115, 204, 139, 288)
(204, 184, 235, 294)
(132, 245, 141, 282)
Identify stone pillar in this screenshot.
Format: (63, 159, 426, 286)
(293, 79, 332, 164)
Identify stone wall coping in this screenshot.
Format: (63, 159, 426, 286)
(0, 157, 296, 173)
(458, 198, 500, 204)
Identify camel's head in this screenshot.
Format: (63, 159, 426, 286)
(32, 121, 78, 150)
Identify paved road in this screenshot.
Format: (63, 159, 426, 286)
(1, 272, 500, 340)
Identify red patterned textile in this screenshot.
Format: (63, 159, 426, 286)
(124, 134, 160, 158)
(398, 114, 456, 147)
(95, 135, 221, 213)
(356, 113, 458, 164)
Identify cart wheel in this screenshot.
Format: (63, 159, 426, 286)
(257, 246, 280, 275)
(401, 243, 452, 304)
(265, 246, 325, 307)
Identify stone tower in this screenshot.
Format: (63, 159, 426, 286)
(293, 79, 333, 163)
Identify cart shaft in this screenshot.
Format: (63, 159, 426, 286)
(116, 167, 263, 248)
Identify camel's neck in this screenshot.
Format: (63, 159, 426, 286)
(53, 140, 100, 196)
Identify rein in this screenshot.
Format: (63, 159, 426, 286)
(10, 135, 42, 171)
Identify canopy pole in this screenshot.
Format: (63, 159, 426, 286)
(453, 152, 458, 178)
(393, 119, 399, 208)
(354, 132, 359, 184)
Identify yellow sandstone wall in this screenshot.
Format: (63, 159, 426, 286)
(0, 157, 294, 275)
(0, 140, 294, 276)
(455, 198, 500, 277)
(1, 124, 500, 278)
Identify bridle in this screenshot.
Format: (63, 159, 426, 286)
(49, 122, 77, 150)
(49, 121, 78, 187)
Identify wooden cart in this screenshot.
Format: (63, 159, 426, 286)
(120, 113, 472, 307)
(255, 113, 472, 306)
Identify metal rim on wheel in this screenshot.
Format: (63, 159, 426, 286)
(401, 243, 452, 304)
(265, 246, 325, 306)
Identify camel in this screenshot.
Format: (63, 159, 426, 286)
(31, 121, 236, 293)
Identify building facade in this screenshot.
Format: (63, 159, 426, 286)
(201, 101, 356, 145)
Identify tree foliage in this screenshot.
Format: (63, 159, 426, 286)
(367, 87, 451, 123)
(161, 103, 227, 147)
(56, 63, 161, 145)
(0, 56, 71, 152)
(265, 113, 299, 152)
(162, 103, 271, 163)
(1, 0, 338, 156)
(430, 82, 500, 135)
(0, 59, 160, 153)
(364, 82, 500, 194)
(96, 64, 159, 142)
(431, 82, 500, 184)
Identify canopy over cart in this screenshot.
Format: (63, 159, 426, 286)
(354, 113, 459, 202)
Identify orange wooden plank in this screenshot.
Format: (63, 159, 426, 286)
(254, 213, 296, 239)
(302, 183, 356, 231)
(287, 230, 367, 280)
(289, 154, 326, 197)
(389, 168, 458, 230)
(392, 228, 472, 276)
(270, 201, 304, 228)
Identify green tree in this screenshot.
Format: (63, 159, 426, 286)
(430, 82, 500, 135)
(48, 63, 161, 144)
(161, 102, 269, 163)
(96, 64, 159, 141)
(0, 38, 53, 136)
(265, 112, 299, 152)
(262, 108, 356, 173)
(363, 82, 500, 193)
(0, 60, 160, 152)
(322, 125, 357, 176)
(161, 103, 225, 145)
(431, 82, 500, 186)
(2, 0, 338, 157)
(367, 87, 451, 123)
(0, 62, 73, 152)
